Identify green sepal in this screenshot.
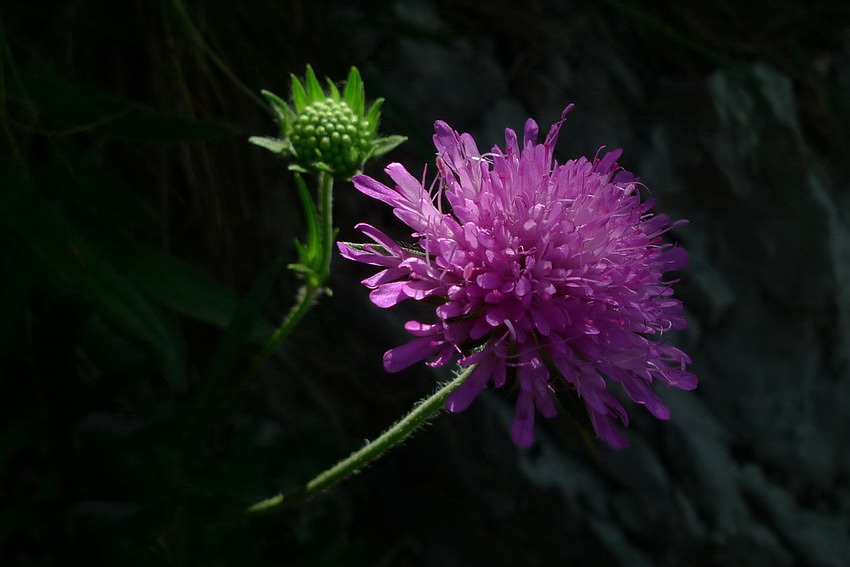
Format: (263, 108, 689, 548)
(312, 161, 334, 174)
(365, 98, 384, 134)
(287, 263, 320, 285)
(260, 89, 290, 124)
(287, 262, 313, 275)
(293, 238, 318, 268)
(290, 73, 308, 113)
(304, 65, 324, 104)
(248, 135, 293, 156)
(340, 240, 425, 258)
(293, 174, 321, 267)
(343, 67, 364, 116)
(370, 135, 407, 160)
(293, 239, 309, 262)
(325, 79, 340, 101)
(256, 65, 403, 179)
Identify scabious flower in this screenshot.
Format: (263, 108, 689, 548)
(338, 106, 696, 448)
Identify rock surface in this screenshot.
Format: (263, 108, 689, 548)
(318, 2, 850, 565)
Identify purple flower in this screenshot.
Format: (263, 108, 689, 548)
(338, 106, 696, 448)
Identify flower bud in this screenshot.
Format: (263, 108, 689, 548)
(250, 65, 406, 180)
(290, 97, 372, 178)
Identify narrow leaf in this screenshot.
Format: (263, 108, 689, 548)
(260, 89, 290, 124)
(183, 257, 286, 443)
(293, 174, 321, 269)
(343, 67, 364, 115)
(0, 170, 188, 390)
(288, 263, 319, 280)
(304, 65, 324, 103)
(290, 74, 308, 113)
(365, 98, 384, 134)
(325, 79, 340, 101)
(7, 75, 238, 141)
(370, 135, 407, 159)
(248, 136, 291, 155)
(205, 256, 285, 384)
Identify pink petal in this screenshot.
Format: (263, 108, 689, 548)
(361, 268, 407, 288)
(522, 118, 539, 150)
(476, 271, 503, 290)
(386, 164, 430, 206)
(353, 174, 401, 207)
(355, 223, 404, 256)
(509, 391, 536, 447)
(533, 379, 558, 419)
(404, 320, 438, 336)
(383, 337, 442, 373)
(445, 360, 494, 413)
(588, 410, 630, 449)
(621, 377, 670, 420)
(369, 281, 408, 308)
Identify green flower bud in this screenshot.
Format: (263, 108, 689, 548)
(250, 65, 407, 180)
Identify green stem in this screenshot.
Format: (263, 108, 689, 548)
(247, 282, 321, 377)
(245, 363, 477, 515)
(317, 171, 334, 282)
(249, 172, 335, 374)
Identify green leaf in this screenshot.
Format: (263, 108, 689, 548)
(325, 78, 340, 101)
(182, 256, 286, 444)
(203, 255, 285, 385)
(293, 173, 321, 269)
(7, 74, 238, 141)
(343, 66, 364, 116)
(365, 98, 384, 134)
(0, 163, 188, 389)
(112, 248, 254, 334)
(287, 263, 319, 281)
(260, 89, 290, 124)
(370, 135, 407, 160)
(312, 160, 333, 173)
(293, 240, 310, 266)
(290, 73, 308, 113)
(280, 103, 297, 130)
(248, 135, 291, 155)
(20, 150, 259, 339)
(303, 65, 324, 104)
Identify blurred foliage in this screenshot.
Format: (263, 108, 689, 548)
(0, 1, 372, 564)
(1, 0, 849, 565)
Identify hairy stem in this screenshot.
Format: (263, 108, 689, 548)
(245, 363, 476, 515)
(247, 282, 321, 377)
(317, 171, 334, 282)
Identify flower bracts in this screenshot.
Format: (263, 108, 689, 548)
(339, 107, 695, 448)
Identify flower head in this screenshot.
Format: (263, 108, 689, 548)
(250, 65, 405, 180)
(339, 106, 696, 448)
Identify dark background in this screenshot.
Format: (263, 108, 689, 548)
(2, 1, 850, 565)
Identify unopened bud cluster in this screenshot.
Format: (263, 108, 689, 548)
(290, 98, 372, 179)
(250, 66, 405, 180)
